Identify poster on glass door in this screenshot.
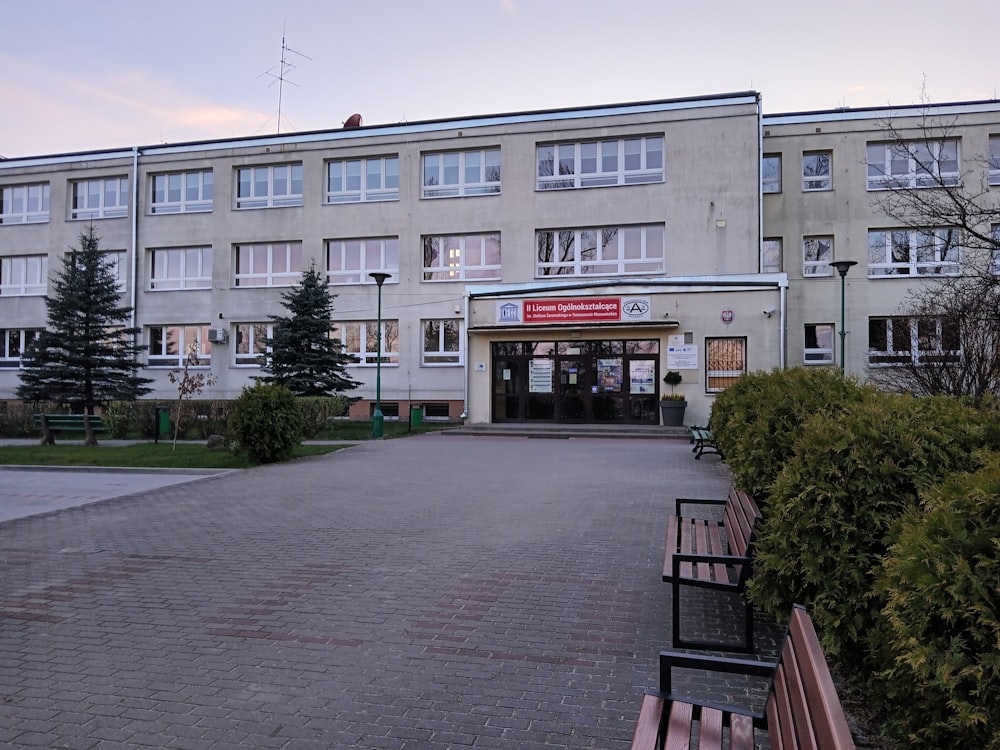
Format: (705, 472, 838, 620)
(629, 361, 655, 394)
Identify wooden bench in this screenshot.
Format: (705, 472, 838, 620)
(630, 605, 855, 750)
(690, 426, 723, 460)
(664, 486, 762, 652)
(33, 413, 107, 445)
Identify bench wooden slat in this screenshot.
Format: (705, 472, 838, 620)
(697, 707, 724, 750)
(631, 693, 664, 749)
(664, 700, 694, 750)
(730, 713, 755, 750)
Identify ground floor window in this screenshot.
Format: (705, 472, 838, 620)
(491, 339, 659, 423)
(804, 324, 835, 365)
(706, 337, 746, 392)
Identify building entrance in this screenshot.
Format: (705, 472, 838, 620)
(491, 339, 659, 424)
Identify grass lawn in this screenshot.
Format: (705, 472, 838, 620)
(0, 442, 350, 469)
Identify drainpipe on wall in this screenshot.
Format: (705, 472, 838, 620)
(460, 289, 470, 420)
(129, 146, 139, 331)
(779, 280, 788, 369)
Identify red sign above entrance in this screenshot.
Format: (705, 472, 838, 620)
(523, 297, 621, 324)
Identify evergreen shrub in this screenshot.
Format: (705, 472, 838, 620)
(877, 457, 1000, 749)
(228, 383, 302, 463)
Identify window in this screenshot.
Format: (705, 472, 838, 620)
(422, 148, 500, 197)
(327, 237, 399, 285)
(422, 319, 462, 365)
(327, 156, 399, 203)
(234, 242, 302, 287)
(803, 236, 834, 276)
(866, 139, 959, 190)
(992, 224, 1000, 274)
(338, 320, 399, 365)
(536, 225, 664, 277)
(0, 255, 47, 296)
(0, 328, 41, 368)
(71, 177, 128, 219)
(762, 154, 782, 193)
(804, 324, 835, 365)
(990, 136, 1000, 187)
(868, 228, 959, 276)
(802, 151, 832, 191)
(762, 238, 782, 273)
(234, 323, 272, 366)
(150, 170, 213, 213)
(423, 233, 501, 281)
(706, 337, 746, 392)
(149, 247, 212, 290)
(236, 163, 303, 208)
(869, 316, 960, 366)
(147, 325, 211, 367)
(1, 183, 50, 224)
(537, 136, 664, 190)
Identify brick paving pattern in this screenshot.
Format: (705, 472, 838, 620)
(0, 434, 783, 749)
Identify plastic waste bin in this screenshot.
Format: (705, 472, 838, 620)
(409, 405, 423, 427)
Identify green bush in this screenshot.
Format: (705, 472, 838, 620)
(0, 400, 51, 438)
(227, 383, 302, 463)
(877, 457, 1000, 749)
(709, 367, 866, 499)
(748, 392, 987, 674)
(296, 396, 355, 438)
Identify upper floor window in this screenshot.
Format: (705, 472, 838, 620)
(422, 148, 500, 198)
(149, 246, 213, 290)
(150, 170, 213, 214)
(0, 254, 47, 296)
(867, 139, 959, 190)
(536, 225, 664, 278)
(71, 177, 128, 220)
(327, 237, 399, 285)
(804, 324, 835, 365)
(147, 324, 211, 367)
(706, 337, 746, 393)
(762, 238, 782, 273)
(803, 236, 834, 276)
(234, 322, 272, 366)
(422, 233, 501, 281)
(869, 316, 960, 367)
(989, 136, 1000, 187)
(1, 328, 41, 368)
(422, 319, 462, 365)
(868, 228, 959, 277)
(234, 241, 302, 287)
(1, 183, 50, 224)
(236, 163, 303, 209)
(338, 320, 399, 365)
(762, 154, 782, 193)
(327, 156, 399, 203)
(537, 137, 664, 190)
(802, 151, 832, 191)
(992, 224, 1000, 274)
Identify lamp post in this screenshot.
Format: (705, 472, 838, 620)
(829, 260, 857, 374)
(368, 272, 391, 438)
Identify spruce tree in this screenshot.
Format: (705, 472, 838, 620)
(17, 227, 152, 442)
(262, 264, 360, 396)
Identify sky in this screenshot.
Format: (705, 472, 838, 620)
(2, 0, 999, 159)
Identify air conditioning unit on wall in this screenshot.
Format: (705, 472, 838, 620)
(207, 327, 228, 343)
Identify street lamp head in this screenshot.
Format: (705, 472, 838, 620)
(828, 260, 858, 278)
(369, 272, 391, 287)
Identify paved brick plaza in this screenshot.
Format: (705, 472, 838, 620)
(0, 434, 781, 749)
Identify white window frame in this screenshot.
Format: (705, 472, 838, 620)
(149, 246, 213, 290)
(990, 135, 1000, 187)
(866, 139, 960, 190)
(422, 234, 501, 282)
(802, 151, 832, 191)
(234, 242, 303, 287)
(705, 337, 747, 393)
(867, 228, 959, 277)
(536, 225, 665, 278)
(762, 238, 782, 274)
(868, 316, 960, 367)
(422, 148, 501, 198)
(147, 324, 212, 367)
(1, 183, 50, 224)
(536, 136, 664, 190)
(234, 323, 272, 367)
(762, 154, 782, 194)
(150, 170, 213, 214)
(0, 328, 41, 368)
(327, 237, 399, 285)
(0, 254, 48, 296)
(327, 156, 399, 203)
(70, 177, 129, 220)
(803, 236, 834, 277)
(804, 324, 835, 365)
(338, 320, 399, 366)
(235, 163, 303, 209)
(422, 319, 463, 366)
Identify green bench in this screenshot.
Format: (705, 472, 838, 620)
(32, 414, 107, 445)
(690, 426, 723, 460)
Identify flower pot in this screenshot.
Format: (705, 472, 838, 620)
(660, 400, 687, 427)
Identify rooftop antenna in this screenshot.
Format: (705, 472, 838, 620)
(259, 21, 311, 134)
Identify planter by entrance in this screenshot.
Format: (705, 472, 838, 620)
(660, 400, 687, 427)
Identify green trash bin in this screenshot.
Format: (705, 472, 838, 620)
(409, 405, 423, 427)
(156, 407, 171, 437)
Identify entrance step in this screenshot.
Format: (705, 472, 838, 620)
(442, 423, 691, 440)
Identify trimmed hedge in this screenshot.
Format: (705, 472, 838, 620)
(227, 383, 302, 463)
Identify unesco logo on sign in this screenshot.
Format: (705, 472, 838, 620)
(621, 298, 650, 319)
(498, 302, 521, 323)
